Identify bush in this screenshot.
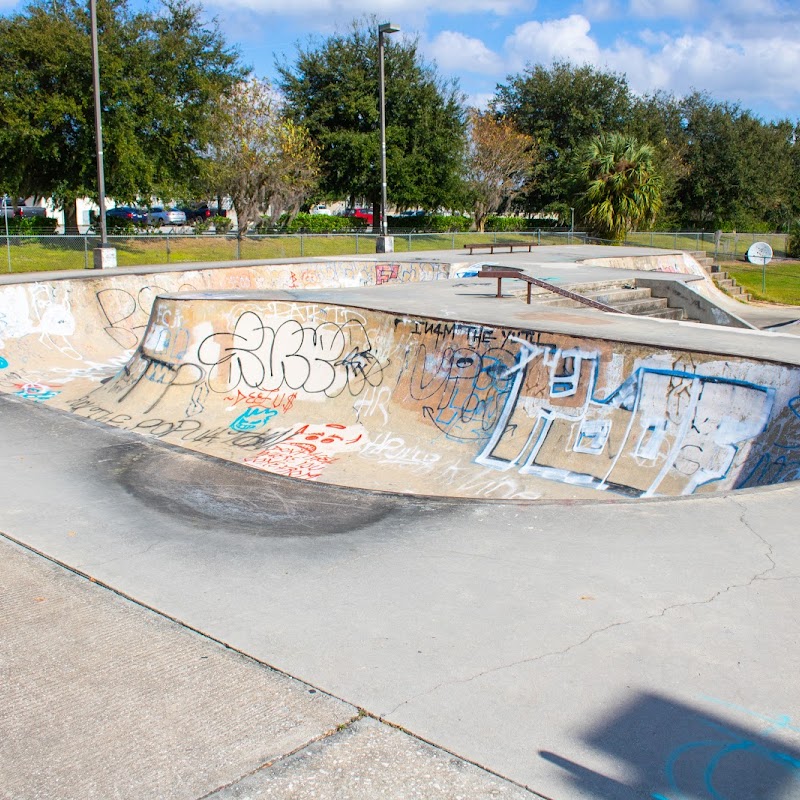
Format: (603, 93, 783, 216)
(787, 223, 800, 258)
(280, 213, 364, 233)
(6, 215, 58, 235)
(388, 214, 470, 232)
(484, 216, 528, 232)
(212, 215, 232, 234)
(106, 216, 143, 235)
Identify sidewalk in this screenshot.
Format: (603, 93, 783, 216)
(0, 536, 533, 799)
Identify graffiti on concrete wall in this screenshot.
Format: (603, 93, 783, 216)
(396, 320, 782, 497)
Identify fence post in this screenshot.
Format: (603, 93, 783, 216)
(300, 233, 304, 257)
(411, 232, 414, 251)
(538, 229, 541, 246)
(355, 233, 359, 254)
(84, 235, 89, 270)
(165, 231, 170, 264)
(236, 235, 241, 260)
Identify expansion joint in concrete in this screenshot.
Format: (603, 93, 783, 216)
(196, 712, 365, 800)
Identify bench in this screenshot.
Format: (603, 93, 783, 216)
(464, 241, 537, 255)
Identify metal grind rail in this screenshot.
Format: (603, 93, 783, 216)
(476, 266, 622, 313)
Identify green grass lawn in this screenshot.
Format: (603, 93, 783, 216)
(0, 231, 574, 273)
(7, 233, 795, 308)
(722, 259, 800, 305)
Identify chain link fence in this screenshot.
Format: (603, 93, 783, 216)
(0, 229, 791, 270)
(623, 231, 790, 259)
(2, 230, 589, 273)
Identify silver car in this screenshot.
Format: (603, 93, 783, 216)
(148, 207, 187, 226)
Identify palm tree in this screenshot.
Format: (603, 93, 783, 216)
(575, 133, 663, 243)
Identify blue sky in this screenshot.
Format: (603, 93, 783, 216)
(2, 0, 797, 121)
(216, 0, 800, 123)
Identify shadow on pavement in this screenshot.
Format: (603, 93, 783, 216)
(540, 691, 800, 800)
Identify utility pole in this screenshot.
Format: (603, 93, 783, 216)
(90, 0, 117, 268)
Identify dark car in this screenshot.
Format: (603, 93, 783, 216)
(106, 206, 148, 224)
(180, 203, 224, 222)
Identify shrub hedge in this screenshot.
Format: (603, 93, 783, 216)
(279, 213, 367, 233)
(5, 216, 58, 234)
(387, 214, 471, 232)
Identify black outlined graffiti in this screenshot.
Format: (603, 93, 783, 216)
(197, 312, 386, 397)
(96, 284, 196, 349)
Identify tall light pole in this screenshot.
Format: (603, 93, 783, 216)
(90, 0, 116, 268)
(570, 207, 574, 243)
(376, 21, 400, 254)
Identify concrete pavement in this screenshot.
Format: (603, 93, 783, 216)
(2, 245, 799, 799)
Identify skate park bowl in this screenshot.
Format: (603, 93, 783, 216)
(3, 247, 800, 800)
(1, 248, 798, 501)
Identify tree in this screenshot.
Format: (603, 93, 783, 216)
(464, 110, 536, 232)
(0, 0, 243, 229)
(575, 133, 663, 242)
(277, 17, 466, 220)
(494, 61, 632, 212)
(627, 91, 689, 228)
(208, 79, 319, 235)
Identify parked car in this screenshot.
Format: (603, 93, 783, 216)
(345, 208, 373, 225)
(106, 206, 148, 224)
(180, 203, 214, 222)
(148, 207, 187, 226)
(2, 197, 46, 218)
(310, 204, 333, 215)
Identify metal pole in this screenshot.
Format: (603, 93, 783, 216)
(379, 29, 388, 238)
(570, 207, 574, 243)
(4, 201, 11, 273)
(90, 0, 108, 249)
(377, 23, 399, 250)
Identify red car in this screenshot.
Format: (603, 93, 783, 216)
(346, 208, 374, 226)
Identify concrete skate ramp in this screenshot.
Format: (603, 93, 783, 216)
(1, 257, 799, 500)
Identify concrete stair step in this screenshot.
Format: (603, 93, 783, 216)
(642, 307, 686, 320)
(611, 297, 671, 314)
(584, 288, 653, 304)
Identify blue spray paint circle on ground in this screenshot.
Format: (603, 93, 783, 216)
(0, 357, 8, 369)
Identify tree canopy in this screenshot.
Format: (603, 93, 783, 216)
(277, 18, 467, 216)
(575, 133, 663, 242)
(494, 61, 632, 214)
(0, 0, 244, 221)
(465, 110, 536, 232)
(207, 78, 319, 235)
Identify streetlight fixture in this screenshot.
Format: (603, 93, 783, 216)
(376, 21, 400, 254)
(90, 0, 116, 268)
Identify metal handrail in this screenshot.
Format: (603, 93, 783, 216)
(476, 266, 621, 313)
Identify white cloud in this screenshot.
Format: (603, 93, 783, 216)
(629, 0, 696, 18)
(463, 12, 800, 116)
(428, 31, 504, 73)
(581, 0, 619, 20)
(505, 15, 600, 71)
(465, 91, 496, 111)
